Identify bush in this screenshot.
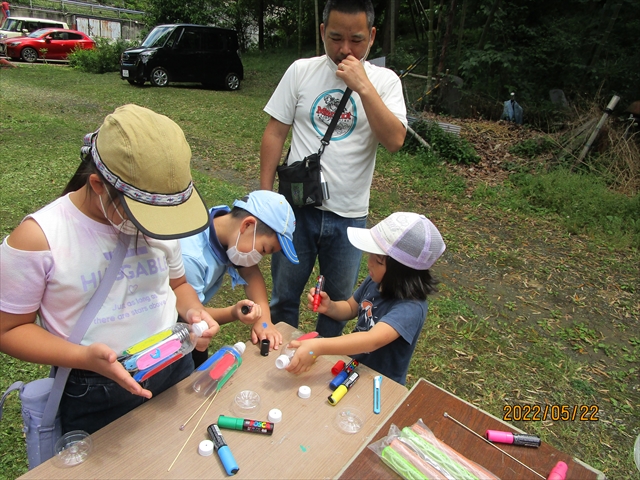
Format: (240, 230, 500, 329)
(403, 120, 480, 165)
(510, 168, 640, 247)
(68, 38, 137, 74)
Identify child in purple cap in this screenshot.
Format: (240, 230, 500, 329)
(180, 190, 298, 366)
(283, 212, 445, 385)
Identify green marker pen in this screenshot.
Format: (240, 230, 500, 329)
(217, 415, 274, 435)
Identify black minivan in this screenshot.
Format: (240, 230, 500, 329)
(120, 24, 244, 90)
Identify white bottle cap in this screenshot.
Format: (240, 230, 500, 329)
(268, 408, 283, 423)
(233, 342, 246, 355)
(198, 440, 214, 456)
(275, 354, 290, 369)
(298, 386, 311, 399)
(191, 320, 209, 337)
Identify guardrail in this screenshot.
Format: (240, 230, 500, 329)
(20, 0, 144, 16)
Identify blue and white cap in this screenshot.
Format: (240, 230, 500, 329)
(233, 191, 299, 264)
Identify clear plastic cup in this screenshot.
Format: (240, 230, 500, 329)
(53, 430, 93, 468)
(334, 406, 365, 434)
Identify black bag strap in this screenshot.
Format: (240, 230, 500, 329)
(280, 87, 353, 167)
(40, 234, 131, 430)
(317, 87, 353, 157)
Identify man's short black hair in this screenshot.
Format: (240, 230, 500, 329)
(323, 0, 375, 30)
(378, 256, 438, 301)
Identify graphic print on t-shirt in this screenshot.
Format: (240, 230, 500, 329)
(311, 89, 357, 140)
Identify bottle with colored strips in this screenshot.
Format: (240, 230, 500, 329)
(118, 321, 209, 382)
(192, 342, 246, 396)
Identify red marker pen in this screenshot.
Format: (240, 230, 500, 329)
(312, 275, 325, 312)
(486, 429, 541, 447)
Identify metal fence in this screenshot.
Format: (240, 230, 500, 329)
(21, 0, 144, 16)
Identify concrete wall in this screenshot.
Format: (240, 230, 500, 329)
(8, 5, 145, 40)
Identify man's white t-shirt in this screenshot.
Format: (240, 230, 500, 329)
(0, 194, 184, 353)
(264, 55, 407, 218)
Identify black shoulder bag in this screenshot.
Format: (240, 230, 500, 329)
(276, 88, 353, 207)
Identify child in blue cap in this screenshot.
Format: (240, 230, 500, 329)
(180, 190, 298, 366)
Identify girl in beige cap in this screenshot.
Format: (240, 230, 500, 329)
(0, 105, 219, 435)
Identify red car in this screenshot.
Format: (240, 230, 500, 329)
(1, 28, 94, 62)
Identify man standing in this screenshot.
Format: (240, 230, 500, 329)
(260, 0, 407, 337)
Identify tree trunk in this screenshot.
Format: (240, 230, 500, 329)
(452, 0, 467, 76)
(477, 0, 502, 50)
(426, 0, 434, 105)
(589, 0, 623, 68)
(297, 0, 302, 58)
(315, 0, 320, 56)
(437, 0, 456, 74)
(258, 0, 264, 51)
(389, 0, 396, 56)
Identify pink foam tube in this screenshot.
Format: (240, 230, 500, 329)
(547, 461, 568, 480)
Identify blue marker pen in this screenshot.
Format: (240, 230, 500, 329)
(207, 424, 239, 476)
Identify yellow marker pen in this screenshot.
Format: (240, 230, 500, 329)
(328, 371, 359, 406)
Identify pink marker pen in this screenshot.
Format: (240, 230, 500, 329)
(486, 429, 541, 447)
(547, 461, 568, 480)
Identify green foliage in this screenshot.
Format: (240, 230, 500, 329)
(510, 168, 640, 247)
(68, 38, 137, 74)
(509, 135, 557, 159)
(403, 120, 480, 165)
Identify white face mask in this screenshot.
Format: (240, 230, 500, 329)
(227, 226, 263, 267)
(99, 190, 138, 235)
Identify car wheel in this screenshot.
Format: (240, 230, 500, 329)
(127, 79, 145, 86)
(21, 47, 39, 63)
(150, 67, 169, 87)
(224, 72, 240, 91)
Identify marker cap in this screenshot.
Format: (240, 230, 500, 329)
(268, 408, 282, 423)
(331, 360, 346, 375)
(198, 440, 214, 456)
(218, 415, 244, 431)
(330, 370, 348, 390)
(298, 386, 311, 398)
(218, 445, 239, 475)
(547, 461, 568, 480)
(486, 430, 513, 444)
(328, 385, 347, 405)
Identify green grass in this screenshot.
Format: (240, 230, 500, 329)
(1, 53, 639, 479)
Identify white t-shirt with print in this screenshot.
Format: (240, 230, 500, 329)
(264, 55, 407, 218)
(0, 194, 184, 353)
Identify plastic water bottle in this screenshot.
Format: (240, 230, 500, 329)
(275, 331, 320, 369)
(118, 321, 209, 382)
(192, 342, 246, 396)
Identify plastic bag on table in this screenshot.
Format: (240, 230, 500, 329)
(368, 421, 500, 480)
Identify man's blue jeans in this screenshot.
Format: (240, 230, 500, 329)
(270, 207, 366, 337)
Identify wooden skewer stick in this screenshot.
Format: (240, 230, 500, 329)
(168, 389, 220, 471)
(179, 388, 217, 430)
(443, 412, 545, 479)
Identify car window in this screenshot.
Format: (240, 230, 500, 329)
(50, 31, 68, 40)
(202, 30, 225, 52)
(176, 29, 200, 51)
(68, 33, 83, 40)
(141, 26, 175, 48)
(28, 28, 51, 38)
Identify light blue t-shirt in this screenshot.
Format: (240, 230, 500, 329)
(179, 206, 247, 304)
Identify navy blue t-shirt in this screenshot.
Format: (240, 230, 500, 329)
(350, 277, 428, 385)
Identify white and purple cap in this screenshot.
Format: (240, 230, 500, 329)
(233, 191, 299, 264)
(347, 212, 445, 270)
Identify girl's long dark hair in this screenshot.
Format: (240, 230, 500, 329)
(62, 158, 119, 200)
(378, 256, 438, 301)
